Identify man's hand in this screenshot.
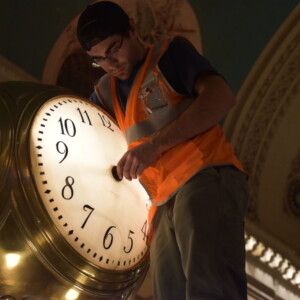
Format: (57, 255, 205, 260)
(116, 74, 236, 181)
(117, 140, 161, 180)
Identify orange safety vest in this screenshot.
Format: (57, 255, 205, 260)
(95, 38, 244, 244)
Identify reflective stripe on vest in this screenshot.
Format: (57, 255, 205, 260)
(124, 97, 193, 144)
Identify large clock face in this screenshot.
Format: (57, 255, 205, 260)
(29, 96, 150, 271)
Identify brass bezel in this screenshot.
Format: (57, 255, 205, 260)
(0, 91, 14, 231)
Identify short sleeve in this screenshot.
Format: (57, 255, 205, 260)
(158, 37, 220, 97)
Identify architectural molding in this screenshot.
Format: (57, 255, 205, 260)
(224, 3, 300, 295)
(224, 3, 300, 216)
(287, 149, 300, 217)
(247, 261, 300, 300)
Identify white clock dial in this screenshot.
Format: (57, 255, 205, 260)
(29, 96, 150, 271)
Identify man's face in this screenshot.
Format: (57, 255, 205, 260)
(87, 33, 143, 80)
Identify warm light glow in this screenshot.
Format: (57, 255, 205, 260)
(279, 259, 290, 274)
(260, 248, 274, 263)
(65, 289, 79, 300)
(269, 253, 283, 268)
(244, 232, 300, 290)
(283, 266, 296, 280)
(291, 271, 300, 285)
(252, 242, 265, 257)
(30, 97, 149, 271)
(5, 253, 21, 268)
(245, 236, 257, 251)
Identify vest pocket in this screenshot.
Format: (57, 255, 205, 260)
(139, 77, 170, 116)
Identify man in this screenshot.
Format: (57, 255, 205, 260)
(77, 2, 249, 299)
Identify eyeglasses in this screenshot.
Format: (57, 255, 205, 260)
(91, 36, 124, 68)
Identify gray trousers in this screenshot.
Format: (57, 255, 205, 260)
(150, 165, 249, 300)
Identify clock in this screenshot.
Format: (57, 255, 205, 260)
(11, 89, 150, 297)
(30, 95, 150, 270)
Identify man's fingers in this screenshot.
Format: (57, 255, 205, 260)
(117, 153, 136, 181)
(129, 158, 140, 180)
(123, 157, 139, 180)
(117, 156, 126, 180)
(116, 142, 155, 181)
(136, 164, 145, 177)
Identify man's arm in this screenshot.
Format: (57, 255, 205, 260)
(117, 73, 236, 180)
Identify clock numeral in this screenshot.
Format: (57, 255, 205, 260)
(56, 141, 68, 163)
(62, 176, 74, 200)
(58, 117, 76, 137)
(98, 113, 114, 132)
(124, 230, 134, 253)
(103, 226, 116, 250)
(81, 205, 95, 229)
(141, 220, 147, 241)
(77, 108, 92, 126)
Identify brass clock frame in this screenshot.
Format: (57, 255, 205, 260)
(0, 92, 14, 231)
(10, 90, 149, 297)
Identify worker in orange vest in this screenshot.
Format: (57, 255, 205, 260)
(77, 2, 249, 299)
